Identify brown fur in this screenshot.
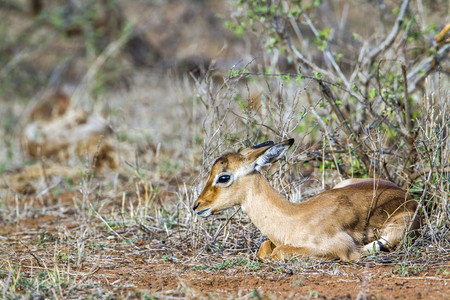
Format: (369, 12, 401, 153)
(193, 140, 419, 261)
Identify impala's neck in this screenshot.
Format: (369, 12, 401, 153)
(239, 172, 302, 246)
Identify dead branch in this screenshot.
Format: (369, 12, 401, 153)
(305, 92, 338, 146)
(303, 13, 350, 88)
(286, 38, 332, 78)
(367, 0, 410, 60)
(436, 23, 450, 43)
(317, 80, 353, 137)
(316, 79, 372, 172)
(405, 166, 450, 188)
(407, 44, 450, 93)
(401, 65, 412, 133)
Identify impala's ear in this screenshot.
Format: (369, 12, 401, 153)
(240, 139, 294, 172)
(239, 140, 274, 157)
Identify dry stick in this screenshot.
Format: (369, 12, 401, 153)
(2, 270, 12, 299)
(70, 264, 101, 293)
(317, 80, 353, 137)
(316, 80, 372, 172)
(374, 59, 410, 137)
(238, 68, 427, 149)
(285, 15, 330, 78)
(192, 208, 241, 261)
(87, 200, 123, 241)
(404, 166, 450, 189)
(435, 23, 450, 43)
(407, 44, 450, 93)
(71, 24, 133, 107)
(367, 0, 410, 60)
(382, 161, 394, 183)
(303, 13, 350, 88)
(410, 166, 436, 244)
(20, 241, 45, 268)
(212, 207, 241, 243)
(400, 64, 418, 183)
(231, 110, 280, 136)
(368, 98, 408, 139)
(401, 65, 412, 133)
(305, 91, 344, 177)
(286, 38, 332, 78)
(38, 155, 51, 192)
(305, 92, 337, 146)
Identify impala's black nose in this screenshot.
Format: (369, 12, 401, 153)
(192, 202, 200, 211)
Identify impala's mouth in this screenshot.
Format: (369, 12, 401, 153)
(195, 208, 212, 217)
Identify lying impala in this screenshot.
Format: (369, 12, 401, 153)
(193, 139, 419, 261)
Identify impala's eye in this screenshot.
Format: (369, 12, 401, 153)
(217, 175, 231, 184)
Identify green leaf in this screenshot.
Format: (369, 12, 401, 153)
(333, 52, 343, 62)
(318, 28, 331, 40)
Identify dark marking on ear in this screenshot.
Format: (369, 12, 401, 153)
(251, 141, 274, 149)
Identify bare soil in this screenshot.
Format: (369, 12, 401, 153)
(2, 206, 449, 299)
(113, 262, 450, 299)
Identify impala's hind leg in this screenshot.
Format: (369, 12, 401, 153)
(362, 211, 417, 255)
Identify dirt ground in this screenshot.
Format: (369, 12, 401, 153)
(133, 263, 449, 299)
(2, 207, 449, 299)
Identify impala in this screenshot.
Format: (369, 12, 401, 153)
(193, 139, 419, 261)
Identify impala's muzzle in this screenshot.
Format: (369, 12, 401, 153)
(196, 208, 212, 217)
(192, 201, 212, 217)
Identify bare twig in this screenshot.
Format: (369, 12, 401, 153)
(286, 38, 332, 78)
(72, 23, 133, 107)
(435, 23, 450, 43)
(231, 110, 280, 136)
(317, 80, 353, 137)
(303, 13, 350, 88)
(407, 44, 450, 93)
(305, 92, 338, 146)
(212, 207, 241, 242)
(405, 166, 450, 188)
(367, 0, 410, 60)
(401, 64, 412, 133)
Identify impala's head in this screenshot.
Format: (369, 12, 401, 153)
(193, 138, 294, 217)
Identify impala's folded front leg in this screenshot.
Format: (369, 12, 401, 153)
(270, 245, 314, 260)
(270, 244, 360, 261)
(256, 240, 275, 261)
